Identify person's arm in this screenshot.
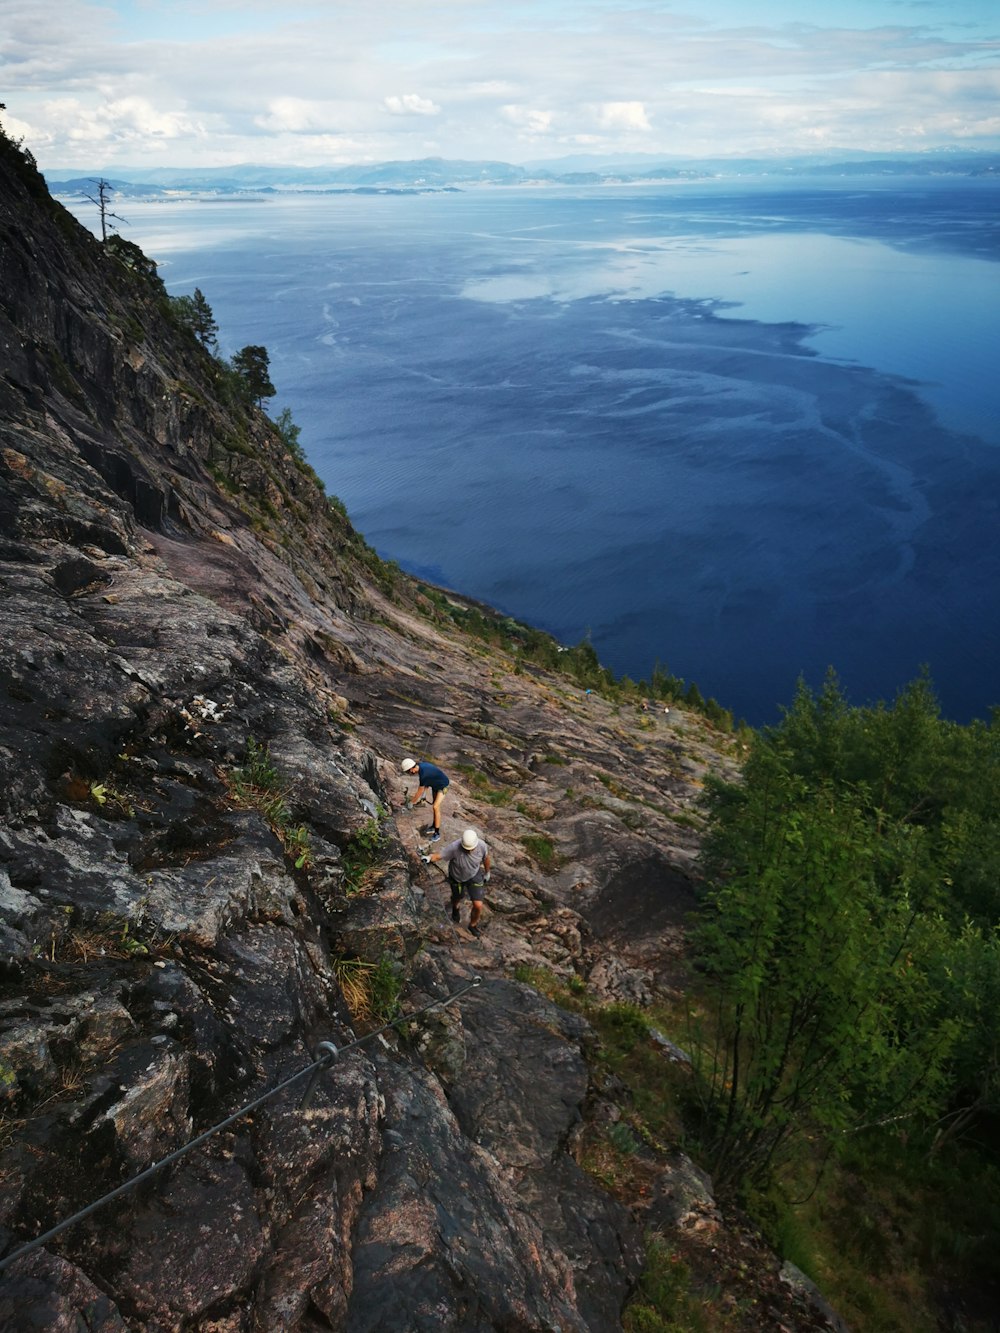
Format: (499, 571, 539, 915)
(422, 842, 453, 865)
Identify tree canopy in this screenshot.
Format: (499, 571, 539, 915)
(231, 344, 276, 408)
(170, 287, 218, 349)
(692, 672, 1000, 1189)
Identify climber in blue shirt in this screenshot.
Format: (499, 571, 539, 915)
(400, 757, 450, 842)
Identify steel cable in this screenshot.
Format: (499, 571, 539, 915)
(0, 974, 482, 1275)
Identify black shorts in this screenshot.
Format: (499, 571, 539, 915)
(450, 877, 485, 905)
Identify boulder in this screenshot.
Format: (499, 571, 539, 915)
(586, 955, 654, 1006)
(646, 1152, 719, 1230)
(347, 1057, 588, 1332)
(0, 1250, 129, 1331)
(446, 979, 589, 1174)
(110, 1153, 267, 1324)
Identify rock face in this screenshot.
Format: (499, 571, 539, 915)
(0, 133, 830, 1331)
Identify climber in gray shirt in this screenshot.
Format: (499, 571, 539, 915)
(424, 828, 491, 936)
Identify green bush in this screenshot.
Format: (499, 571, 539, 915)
(623, 1237, 706, 1333)
(274, 406, 305, 462)
(229, 737, 313, 867)
(106, 234, 165, 291)
(597, 1003, 650, 1053)
(370, 954, 403, 1023)
(342, 817, 386, 895)
(231, 736, 291, 826)
(608, 1120, 642, 1155)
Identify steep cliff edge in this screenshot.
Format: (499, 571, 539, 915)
(0, 134, 834, 1331)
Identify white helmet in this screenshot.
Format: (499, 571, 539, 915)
(401, 758, 418, 772)
(461, 828, 479, 851)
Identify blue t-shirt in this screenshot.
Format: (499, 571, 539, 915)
(418, 762, 449, 792)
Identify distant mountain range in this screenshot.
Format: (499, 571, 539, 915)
(45, 150, 1000, 198)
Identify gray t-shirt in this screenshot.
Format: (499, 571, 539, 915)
(439, 838, 488, 882)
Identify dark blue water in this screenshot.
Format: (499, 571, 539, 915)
(67, 179, 1000, 725)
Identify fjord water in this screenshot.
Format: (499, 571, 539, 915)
(79, 180, 1000, 724)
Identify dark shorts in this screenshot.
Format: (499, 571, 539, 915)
(429, 781, 449, 796)
(450, 876, 485, 905)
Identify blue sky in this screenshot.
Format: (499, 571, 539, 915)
(2, 0, 998, 169)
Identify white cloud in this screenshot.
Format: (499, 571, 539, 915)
(467, 81, 520, 98)
(384, 93, 441, 117)
(255, 98, 348, 134)
(596, 102, 651, 132)
(1, 1, 997, 166)
(38, 95, 203, 148)
(500, 104, 553, 134)
(0, 109, 36, 144)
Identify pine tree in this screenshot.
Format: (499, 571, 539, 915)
(231, 345, 276, 408)
(189, 289, 218, 349)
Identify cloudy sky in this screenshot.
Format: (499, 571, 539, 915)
(2, 0, 998, 169)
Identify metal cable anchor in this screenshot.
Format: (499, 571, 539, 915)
(299, 1040, 339, 1110)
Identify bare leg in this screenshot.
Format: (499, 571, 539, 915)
(431, 789, 445, 831)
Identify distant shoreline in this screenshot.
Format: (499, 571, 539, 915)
(44, 152, 1000, 204)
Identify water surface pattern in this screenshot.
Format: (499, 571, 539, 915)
(87, 180, 1000, 724)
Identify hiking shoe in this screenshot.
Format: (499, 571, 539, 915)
(429, 831, 441, 842)
(468, 924, 480, 937)
(451, 906, 461, 923)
